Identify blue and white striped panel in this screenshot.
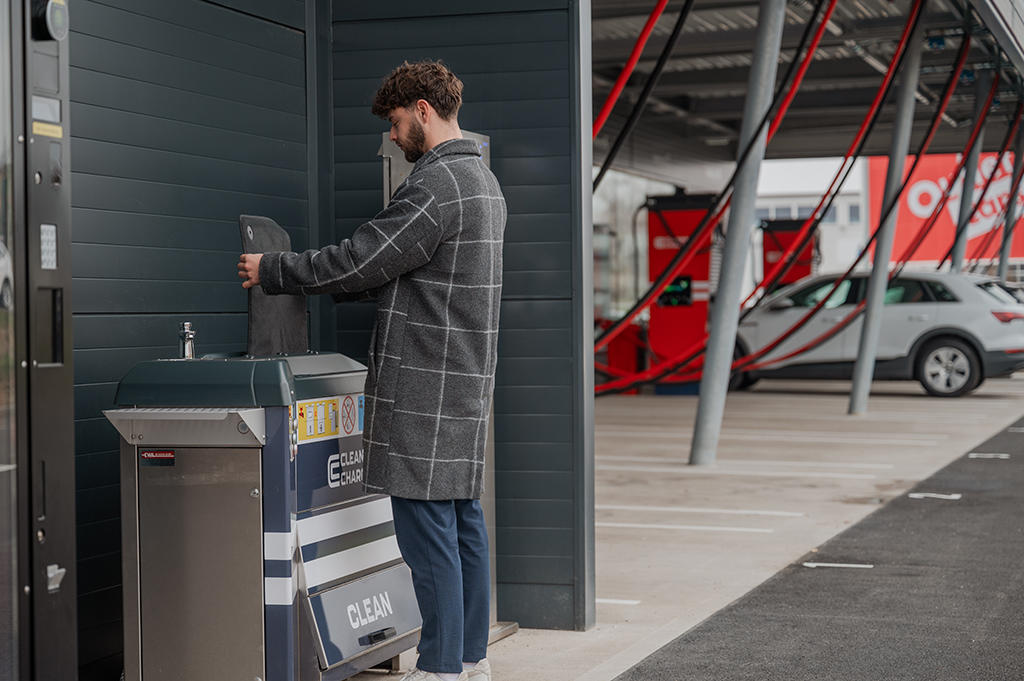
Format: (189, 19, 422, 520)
(264, 518, 297, 606)
(297, 497, 402, 593)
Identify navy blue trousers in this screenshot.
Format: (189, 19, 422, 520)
(390, 497, 490, 674)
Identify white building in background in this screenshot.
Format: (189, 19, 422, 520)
(754, 158, 870, 278)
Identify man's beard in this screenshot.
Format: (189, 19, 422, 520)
(401, 117, 427, 163)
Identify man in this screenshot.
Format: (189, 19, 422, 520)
(238, 61, 504, 681)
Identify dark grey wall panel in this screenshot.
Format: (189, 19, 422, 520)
(206, 0, 306, 29)
(86, 0, 304, 54)
(75, 451, 119, 490)
(496, 583, 574, 630)
(334, 1, 568, 21)
(332, 2, 591, 631)
(69, 0, 309, 671)
(72, 2, 303, 82)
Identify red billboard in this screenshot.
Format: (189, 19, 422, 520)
(868, 153, 1024, 263)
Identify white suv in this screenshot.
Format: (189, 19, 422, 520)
(737, 271, 1024, 397)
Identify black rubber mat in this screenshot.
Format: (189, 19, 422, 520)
(616, 416, 1024, 681)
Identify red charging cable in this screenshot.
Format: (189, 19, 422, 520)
(593, 0, 672, 139)
(595, 0, 839, 353)
(598, 28, 973, 393)
(739, 80, 1015, 378)
(743, 0, 925, 310)
(965, 154, 1024, 269)
(596, 0, 923, 391)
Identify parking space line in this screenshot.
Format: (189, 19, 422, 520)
(595, 430, 940, 446)
(721, 458, 894, 469)
(0, 464, 13, 473)
(596, 521, 773, 533)
(968, 452, 1011, 459)
(597, 464, 877, 480)
(596, 504, 803, 517)
(596, 598, 642, 606)
(802, 562, 874, 569)
(908, 492, 962, 500)
(598, 456, 894, 470)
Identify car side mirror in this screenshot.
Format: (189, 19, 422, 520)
(769, 297, 795, 311)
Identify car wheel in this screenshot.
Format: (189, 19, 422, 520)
(916, 337, 980, 397)
(728, 342, 752, 391)
(0, 280, 11, 309)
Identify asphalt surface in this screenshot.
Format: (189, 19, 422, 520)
(615, 416, 1024, 681)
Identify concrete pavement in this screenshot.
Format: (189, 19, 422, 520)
(354, 376, 1024, 680)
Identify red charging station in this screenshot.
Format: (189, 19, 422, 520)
(598, 319, 645, 395)
(647, 192, 717, 390)
(761, 219, 817, 293)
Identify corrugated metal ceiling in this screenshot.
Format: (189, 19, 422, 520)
(592, 0, 1020, 184)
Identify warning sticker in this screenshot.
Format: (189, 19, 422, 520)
(341, 395, 356, 435)
(140, 450, 175, 466)
(298, 394, 363, 443)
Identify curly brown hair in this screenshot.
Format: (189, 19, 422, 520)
(372, 60, 464, 121)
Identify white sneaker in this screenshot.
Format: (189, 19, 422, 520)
(399, 668, 468, 681)
(465, 658, 492, 681)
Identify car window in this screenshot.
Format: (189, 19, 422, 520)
(977, 281, 1020, 305)
(998, 283, 1024, 304)
(789, 278, 854, 309)
(925, 281, 958, 302)
(884, 279, 930, 304)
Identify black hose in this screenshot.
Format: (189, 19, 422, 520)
(600, 5, 933, 395)
(593, 0, 698, 191)
(935, 86, 1015, 270)
(595, 0, 830, 349)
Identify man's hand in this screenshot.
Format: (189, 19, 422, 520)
(238, 253, 263, 289)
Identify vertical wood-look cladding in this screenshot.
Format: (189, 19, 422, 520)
(69, 0, 307, 671)
(332, 0, 593, 630)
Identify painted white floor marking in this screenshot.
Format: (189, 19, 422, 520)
(596, 455, 894, 470)
(597, 464, 876, 480)
(596, 503, 803, 517)
(595, 428, 942, 447)
(596, 521, 773, 534)
(908, 492, 962, 500)
(1008, 427, 1024, 433)
(596, 598, 642, 606)
(802, 562, 874, 569)
(722, 458, 895, 470)
(968, 452, 1011, 459)
(0, 465, 13, 473)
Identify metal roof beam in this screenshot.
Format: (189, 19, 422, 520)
(592, 0, 758, 21)
(592, 12, 961, 67)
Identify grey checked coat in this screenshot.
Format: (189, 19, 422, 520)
(260, 138, 506, 500)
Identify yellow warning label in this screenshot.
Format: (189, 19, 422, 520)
(32, 121, 63, 138)
(297, 397, 341, 443)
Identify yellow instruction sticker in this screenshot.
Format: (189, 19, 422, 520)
(297, 397, 340, 443)
(32, 121, 63, 138)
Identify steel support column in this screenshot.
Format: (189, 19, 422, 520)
(998, 130, 1024, 281)
(848, 19, 925, 415)
(951, 70, 991, 273)
(689, 0, 786, 466)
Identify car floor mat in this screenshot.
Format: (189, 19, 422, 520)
(240, 214, 308, 357)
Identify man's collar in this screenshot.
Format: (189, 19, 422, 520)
(413, 138, 482, 171)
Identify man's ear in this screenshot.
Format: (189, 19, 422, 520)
(415, 99, 432, 122)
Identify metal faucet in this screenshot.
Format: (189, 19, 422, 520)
(179, 321, 196, 359)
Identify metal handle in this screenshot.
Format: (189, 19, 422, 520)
(179, 321, 196, 359)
